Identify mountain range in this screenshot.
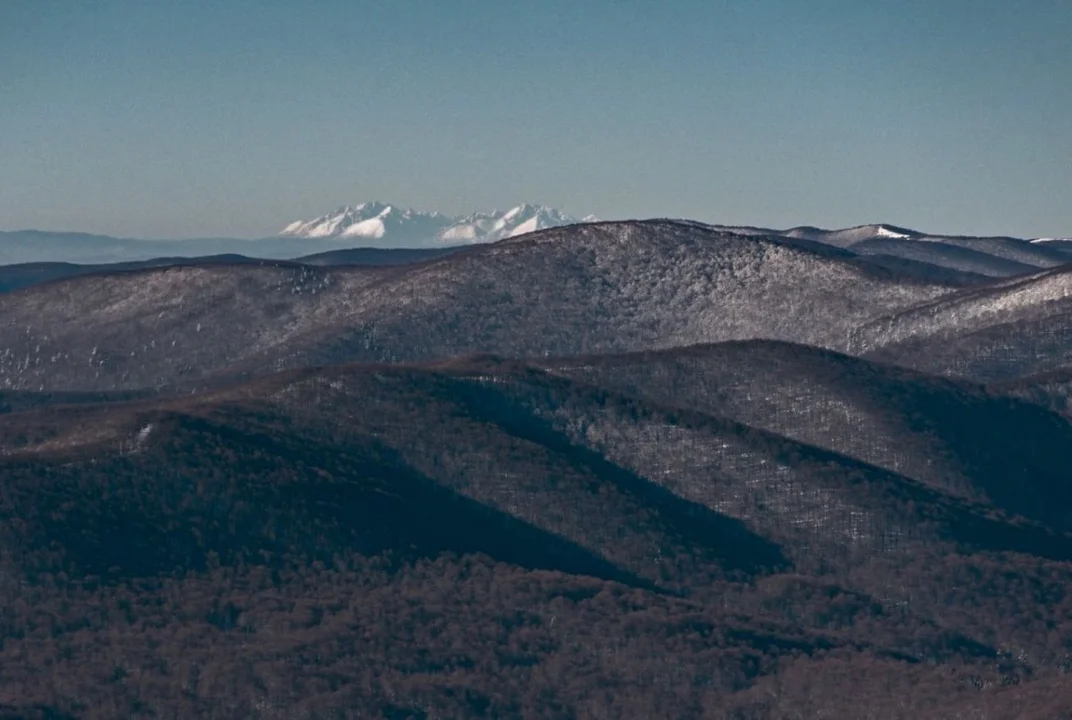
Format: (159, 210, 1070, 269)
(279, 201, 596, 246)
(0, 202, 594, 267)
(3, 214, 1072, 717)
(3, 203, 1070, 268)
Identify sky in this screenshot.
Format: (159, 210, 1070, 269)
(2, 0, 1070, 239)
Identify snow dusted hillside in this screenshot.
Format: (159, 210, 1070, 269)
(280, 202, 593, 247)
(0, 220, 955, 392)
(685, 222, 1072, 278)
(854, 264, 1072, 380)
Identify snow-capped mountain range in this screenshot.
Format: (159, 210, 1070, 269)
(280, 202, 597, 247)
(1, 213, 1067, 269)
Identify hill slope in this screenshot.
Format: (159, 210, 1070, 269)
(4, 359, 1072, 715)
(0, 221, 956, 392)
(5, 218, 1072, 717)
(5, 359, 1069, 578)
(3, 357, 1072, 716)
(855, 266, 1072, 380)
(538, 341, 1072, 531)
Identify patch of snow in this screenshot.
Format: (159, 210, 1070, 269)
(341, 217, 388, 239)
(875, 226, 912, 239)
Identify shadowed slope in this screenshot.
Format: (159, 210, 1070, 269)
(8, 358, 1072, 594)
(0, 368, 791, 595)
(439, 363, 1072, 559)
(4, 359, 1072, 717)
(537, 341, 1072, 532)
(991, 368, 1072, 420)
(0, 409, 646, 588)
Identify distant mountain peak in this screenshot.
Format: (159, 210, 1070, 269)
(279, 201, 590, 248)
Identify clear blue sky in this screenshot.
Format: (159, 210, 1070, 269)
(2, 0, 1070, 238)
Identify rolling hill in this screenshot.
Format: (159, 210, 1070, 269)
(856, 265, 1072, 381)
(2, 357, 1071, 716)
(4, 215, 1072, 717)
(0, 248, 470, 295)
(538, 340, 1072, 532)
(0, 221, 956, 393)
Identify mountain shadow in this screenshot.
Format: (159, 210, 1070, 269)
(0, 408, 651, 590)
(538, 340, 1072, 533)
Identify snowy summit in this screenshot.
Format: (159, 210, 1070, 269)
(280, 202, 593, 248)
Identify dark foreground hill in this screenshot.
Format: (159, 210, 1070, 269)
(0, 221, 956, 393)
(993, 368, 1072, 420)
(2, 359, 1072, 717)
